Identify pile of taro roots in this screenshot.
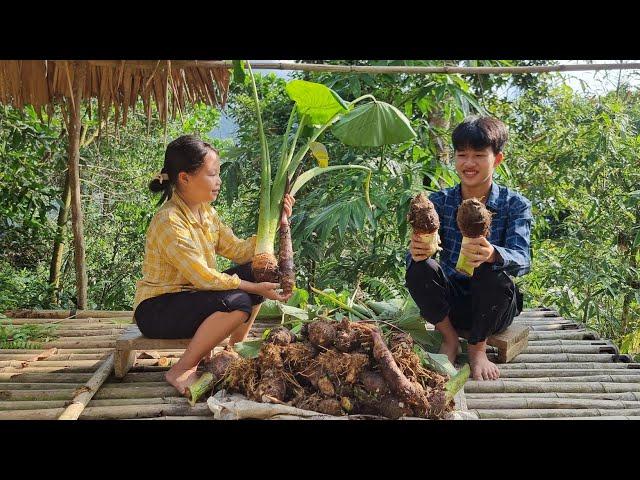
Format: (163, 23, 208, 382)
(207, 319, 454, 419)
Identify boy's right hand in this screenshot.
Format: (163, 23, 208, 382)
(410, 233, 438, 262)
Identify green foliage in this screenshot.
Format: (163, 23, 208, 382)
(1, 60, 638, 357)
(0, 323, 58, 349)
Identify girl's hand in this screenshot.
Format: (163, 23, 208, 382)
(460, 236, 496, 267)
(253, 282, 289, 302)
(283, 194, 295, 220)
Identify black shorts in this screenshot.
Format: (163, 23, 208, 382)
(134, 263, 264, 339)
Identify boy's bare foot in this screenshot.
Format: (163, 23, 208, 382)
(439, 336, 461, 364)
(468, 341, 500, 380)
(165, 366, 200, 396)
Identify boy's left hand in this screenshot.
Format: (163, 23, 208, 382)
(461, 236, 496, 267)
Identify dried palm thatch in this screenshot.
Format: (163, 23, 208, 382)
(0, 60, 230, 126)
(0, 60, 231, 310)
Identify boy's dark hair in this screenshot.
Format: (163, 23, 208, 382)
(452, 116, 508, 154)
(149, 134, 218, 204)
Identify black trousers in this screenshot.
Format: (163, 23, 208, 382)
(405, 259, 522, 344)
(134, 263, 264, 339)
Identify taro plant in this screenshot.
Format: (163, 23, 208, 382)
(233, 61, 417, 292)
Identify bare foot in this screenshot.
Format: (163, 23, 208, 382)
(439, 336, 461, 364)
(468, 341, 500, 381)
(165, 366, 200, 396)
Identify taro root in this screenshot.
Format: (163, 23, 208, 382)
(378, 395, 414, 420)
(455, 197, 492, 276)
(340, 396, 354, 413)
(317, 375, 336, 397)
(252, 252, 280, 283)
(360, 370, 390, 396)
(408, 192, 441, 256)
(316, 398, 343, 416)
(265, 326, 297, 346)
(389, 332, 414, 351)
(207, 322, 464, 419)
(427, 390, 450, 419)
(307, 320, 337, 349)
(278, 203, 295, 297)
(256, 369, 287, 403)
(282, 341, 316, 370)
(334, 330, 359, 352)
(210, 348, 240, 381)
(258, 342, 284, 371)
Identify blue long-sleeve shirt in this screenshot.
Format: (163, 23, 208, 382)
(406, 181, 533, 294)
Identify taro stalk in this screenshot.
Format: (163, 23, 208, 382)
(455, 198, 492, 276)
(236, 61, 417, 293)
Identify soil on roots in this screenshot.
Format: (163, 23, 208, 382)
(252, 252, 279, 283)
(456, 198, 492, 238)
(408, 192, 440, 234)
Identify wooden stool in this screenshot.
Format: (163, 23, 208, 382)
(114, 325, 191, 378)
(458, 324, 530, 363)
(487, 324, 530, 363)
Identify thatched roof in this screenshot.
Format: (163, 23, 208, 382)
(0, 60, 230, 125)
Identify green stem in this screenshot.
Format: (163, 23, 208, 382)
(309, 286, 369, 320)
(268, 113, 307, 241)
(445, 364, 470, 403)
(247, 63, 273, 255)
(350, 94, 377, 105)
(186, 372, 215, 406)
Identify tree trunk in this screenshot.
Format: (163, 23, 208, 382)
(67, 62, 88, 309)
(49, 170, 72, 305)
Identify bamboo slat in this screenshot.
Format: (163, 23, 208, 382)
(470, 408, 640, 419)
(0, 372, 94, 383)
(78, 403, 212, 419)
(467, 397, 640, 410)
(522, 345, 617, 354)
(464, 381, 640, 393)
(499, 362, 635, 369)
(58, 353, 115, 420)
(504, 375, 640, 383)
(465, 392, 640, 401)
(499, 369, 640, 378)
(529, 331, 599, 340)
(509, 353, 618, 363)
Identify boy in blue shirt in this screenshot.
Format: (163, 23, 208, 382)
(406, 116, 532, 381)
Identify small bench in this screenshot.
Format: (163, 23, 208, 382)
(114, 325, 191, 378)
(459, 324, 530, 363)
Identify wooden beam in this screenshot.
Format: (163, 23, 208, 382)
(68, 61, 88, 309)
(85, 60, 640, 75)
(57, 353, 114, 420)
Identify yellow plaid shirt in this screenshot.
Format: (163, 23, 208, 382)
(133, 193, 256, 310)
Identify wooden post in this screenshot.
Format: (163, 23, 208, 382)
(57, 353, 114, 420)
(67, 62, 88, 310)
(49, 169, 71, 305)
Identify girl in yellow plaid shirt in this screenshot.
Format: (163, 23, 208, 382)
(134, 135, 294, 395)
